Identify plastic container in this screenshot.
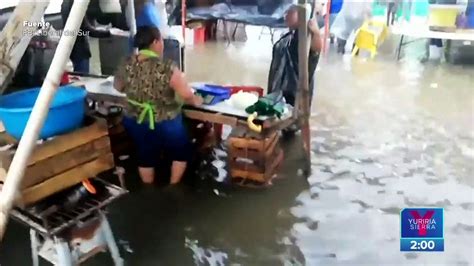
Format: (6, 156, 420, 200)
(429, 6, 463, 27)
(215, 86, 264, 140)
(0, 86, 87, 140)
(194, 27, 206, 44)
(193, 84, 231, 105)
(227, 86, 264, 97)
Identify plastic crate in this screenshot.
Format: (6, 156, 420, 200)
(193, 84, 231, 105)
(228, 86, 264, 97)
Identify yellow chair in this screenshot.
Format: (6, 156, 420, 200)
(352, 20, 389, 59)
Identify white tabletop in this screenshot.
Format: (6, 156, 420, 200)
(70, 75, 126, 98)
(71, 76, 292, 121)
(392, 26, 474, 41)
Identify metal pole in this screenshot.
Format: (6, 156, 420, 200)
(322, 0, 332, 54)
(127, 0, 137, 54)
(297, 0, 311, 173)
(0, 0, 91, 241)
(181, 0, 186, 44)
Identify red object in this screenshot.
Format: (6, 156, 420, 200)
(228, 86, 264, 97)
(323, 0, 332, 54)
(214, 86, 265, 140)
(193, 27, 206, 44)
(60, 73, 70, 85)
(182, 0, 186, 43)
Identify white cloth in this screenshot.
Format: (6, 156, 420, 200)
(99, 0, 122, 13)
(331, 1, 373, 40)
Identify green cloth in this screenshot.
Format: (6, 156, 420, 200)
(139, 49, 160, 58)
(245, 92, 285, 119)
(128, 99, 156, 130)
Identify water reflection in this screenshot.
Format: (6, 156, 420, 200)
(286, 53, 474, 265)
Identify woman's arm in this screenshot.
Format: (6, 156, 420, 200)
(114, 76, 125, 92)
(308, 20, 323, 53)
(169, 67, 203, 106)
(82, 15, 112, 38)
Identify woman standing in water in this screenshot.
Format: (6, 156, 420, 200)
(114, 26, 203, 185)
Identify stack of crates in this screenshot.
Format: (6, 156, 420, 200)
(228, 128, 283, 184)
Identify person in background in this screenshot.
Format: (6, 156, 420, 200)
(328, 0, 344, 43)
(114, 26, 203, 185)
(386, 0, 399, 26)
(331, 1, 372, 54)
(267, 4, 322, 110)
(135, 0, 161, 28)
(61, 0, 112, 73)
(122, 0, 162, 52)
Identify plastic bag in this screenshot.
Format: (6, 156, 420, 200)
(331, 1, 372, 40)
(267, 31, 318, 107)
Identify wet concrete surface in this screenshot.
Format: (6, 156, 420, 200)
(1, 28, 473, 265)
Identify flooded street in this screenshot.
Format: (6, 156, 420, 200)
(1, 28, 473, 265)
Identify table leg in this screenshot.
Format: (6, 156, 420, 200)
(100, 214, 124, 266)
(54, 237, 73, 266)
(223, 20, 231, 46)
(231, 23, 239, 41)
(30, 230, 39, 266)
(270, 28, 276, 45)
(397, 35, 405, 61)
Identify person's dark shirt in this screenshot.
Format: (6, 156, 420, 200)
(267, 30, 319, 106)
(61, 0, 111, 61)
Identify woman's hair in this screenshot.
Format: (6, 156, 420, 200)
(134, 26, 162, 50)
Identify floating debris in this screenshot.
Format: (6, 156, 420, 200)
(118, 239, 134, 254)
(118, 155, 130, 161)
(0, 144, 14, 151)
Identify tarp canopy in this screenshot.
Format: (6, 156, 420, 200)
(167, 0, 314, 27)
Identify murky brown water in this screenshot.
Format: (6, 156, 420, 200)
(1, 27, 473, 265)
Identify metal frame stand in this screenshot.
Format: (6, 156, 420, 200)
(258, 26, 277, 44)
(29, 212, 123, 266)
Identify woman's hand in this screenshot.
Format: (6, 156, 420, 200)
(308, 19, 323, 53)
(308, 19, 320, 35)
(192, 95, 204, 107)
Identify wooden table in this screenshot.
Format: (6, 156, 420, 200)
(392, 26, 474, 60)
(183, 101, 295, 135)
(69, 74, 294, 184)
(69, 74, 296, 134)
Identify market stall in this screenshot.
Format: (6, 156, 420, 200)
(0, 2, 313, 260)
(392, 3, 474, 61)
(393, 25, 474, 60)
(68, 75, 296, 185)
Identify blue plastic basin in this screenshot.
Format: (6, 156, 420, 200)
(0, 86, 87, 140)
(193, 84, 231, 105)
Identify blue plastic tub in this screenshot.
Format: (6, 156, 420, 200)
(0, 86, 87, 140)
(193, 84, 231, 105)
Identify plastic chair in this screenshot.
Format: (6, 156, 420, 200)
(352, 20, 389, 59)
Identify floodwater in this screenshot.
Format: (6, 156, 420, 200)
(1, 27, 473, 265)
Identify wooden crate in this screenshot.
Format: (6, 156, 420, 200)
(0, 117, 115, 206)
(105, 115, 133, 158)
(230, 148, 284, 183)
(228, 128, 283, 183)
